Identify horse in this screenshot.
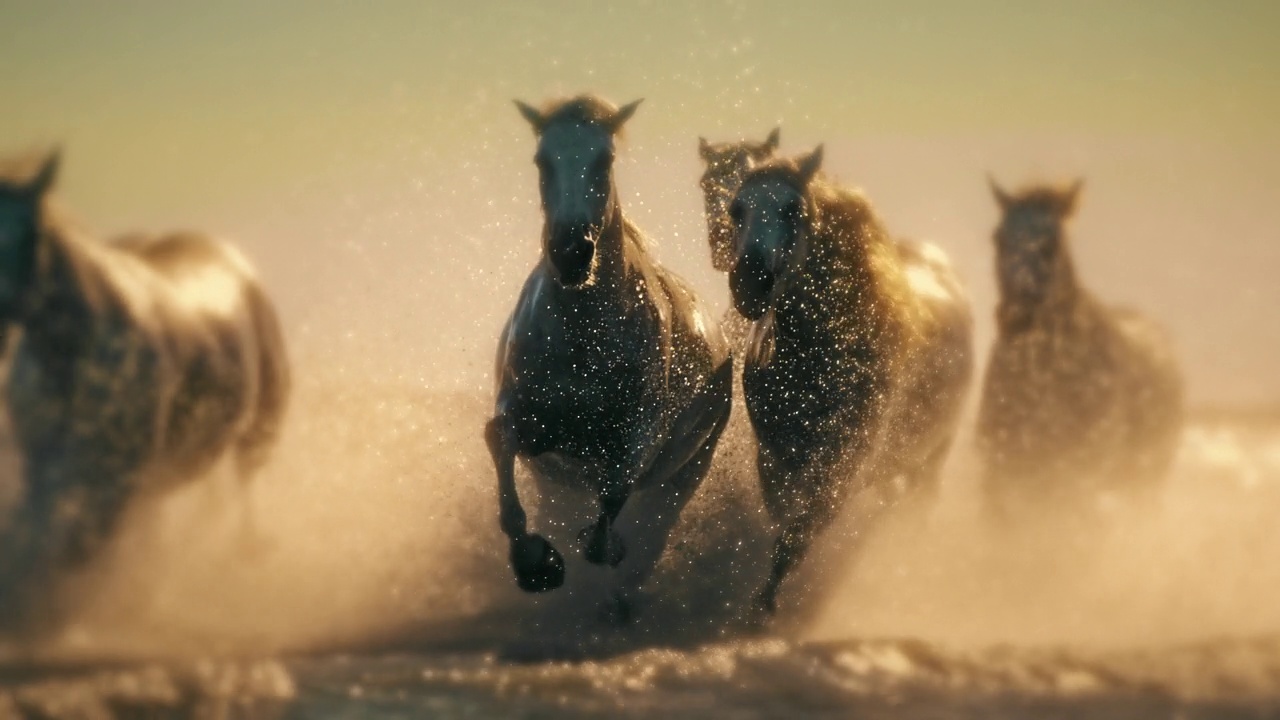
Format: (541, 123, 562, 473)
(698, 128, 781, 363)
(728, 147, 973, 617)
(487, 95, 733, 622)
(977, 178, 1183, 520)
(0, 150, 290, 629)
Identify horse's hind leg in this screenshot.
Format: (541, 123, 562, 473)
(230, 446, 275, 557)
(232, 288, 291, 557)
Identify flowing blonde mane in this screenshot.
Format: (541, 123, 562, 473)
(745, 154, 926, 351)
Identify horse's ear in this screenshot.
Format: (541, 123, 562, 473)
(29, 148, 60, 196)
(608, 98, 643, 133)
(514, 100, 545, 133)
(988, 174, 1012, 211)
(1060, 178, 1084, 215)
(699, 136, 713, 161)
(764, 127, 781, 152)
(796, 145, 823, 185)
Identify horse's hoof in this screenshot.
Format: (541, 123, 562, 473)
(579, 526, 626, 567)
(511, 534, 565, 593)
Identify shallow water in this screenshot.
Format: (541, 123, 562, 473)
(1, 377, 1279, 717)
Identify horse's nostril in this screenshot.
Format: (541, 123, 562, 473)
(549, 236, 596, 285)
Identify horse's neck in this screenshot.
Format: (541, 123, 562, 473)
(568, 204, 652, 310)
(1002, 246, 1094, 335)
(776, 217, 901, 355)
(21, 220, 118, 352)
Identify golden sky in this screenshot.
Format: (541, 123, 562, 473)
(2, 1, 1275, 213)
(1, 1, 1278, 402)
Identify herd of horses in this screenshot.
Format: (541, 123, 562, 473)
(0, 93, 1183, 636)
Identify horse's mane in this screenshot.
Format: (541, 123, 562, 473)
(742, 157, 898, 275)
(744, 157, 921, 343)
(703, 138, 773, 162)
(1001, 181, 1079, 214)
(534, 94, 631, 138)
(621, 215, 657, 257)
(29, 197, 138, 319)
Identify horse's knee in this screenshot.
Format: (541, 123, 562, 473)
(484, 416, 508, 457)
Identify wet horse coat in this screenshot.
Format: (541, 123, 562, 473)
(698, 129, 781, 367)
(977, 179, 1183, 516)
(728, 148, 973, 616)
(487, 96, 732, 620)
(0, 151, 290, 624)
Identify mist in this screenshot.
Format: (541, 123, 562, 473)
(1, 0, 1279, 673)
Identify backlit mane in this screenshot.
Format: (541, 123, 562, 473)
(746, 155, 918, 339)
(535, 94, 632, 138)
(999, 180, 1081, 214)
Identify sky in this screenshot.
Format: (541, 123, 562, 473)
(1, 1, 1277, 403)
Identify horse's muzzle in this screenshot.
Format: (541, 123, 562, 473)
(547, 229, 597, 287)
(730, 255, 774, 321)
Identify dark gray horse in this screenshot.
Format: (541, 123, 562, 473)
(699, 128, 781, 274)
(698, 128, 781, 363)
(487, 95, 732, 622)
(0, 150, 290, 629)
(729, 148, 973, 617)
(978, 178, 1183, 518)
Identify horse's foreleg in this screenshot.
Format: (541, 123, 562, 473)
(485, 414, 564, 593)
(582, 481, 630, 567)
(612, 418, 725, 610)
(753, 450, 844, 619)
(584, 358, 734, 572)
(755, 502, 834, 618)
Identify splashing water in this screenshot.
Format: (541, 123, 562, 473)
(2, 349, 1278, 716)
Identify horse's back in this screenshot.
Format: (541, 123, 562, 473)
(118, 231, 290, 477)
(876, 238, 974, 475)
(896, 237, 973, 393)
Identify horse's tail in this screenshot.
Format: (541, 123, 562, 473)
(235, 280, 291, 480)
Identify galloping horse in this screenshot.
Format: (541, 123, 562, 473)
(699, 128, 781, 359)
(977, 178, 1182, 517)
(728, 148, 972, 616)
(0, 150, 290, 627)
(488, 95, 732, 621)
(699, 128, 781, 275)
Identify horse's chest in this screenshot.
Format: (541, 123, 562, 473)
(743, 330, 882, 466)
(511, 327, 664, 461)
(984, 332, 1123, 452)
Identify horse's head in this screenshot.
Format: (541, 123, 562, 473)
(728, 146, 824, 321)
(989, 176, 1082, 327)
(516, 95, 641, 288)
(698, 128, 780, 272)
(0, 149, 57, 322)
